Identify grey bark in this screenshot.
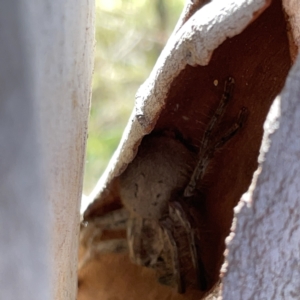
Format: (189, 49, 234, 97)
(0, 1, 94, 300)
(222, 54, 300, 299)
(0, 2, 50, 300)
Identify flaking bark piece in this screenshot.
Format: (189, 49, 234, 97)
(84, 0, 277, 220)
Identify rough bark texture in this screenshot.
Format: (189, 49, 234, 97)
(0, 1, 94, 300)
(222, 53, 300, 299)
(34, 2, 95, 299)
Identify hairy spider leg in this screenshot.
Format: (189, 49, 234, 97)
(201, 77, 235, 151)
(212, 107, 248, 150)
(184, 107, 247, 197)
(169, 201, 207, 290)
(183, 77, 235, 197)
(160, 218, 185, 293)
(169, 202, 197, 269)
(127, 217, 144, 265)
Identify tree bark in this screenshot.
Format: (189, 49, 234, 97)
(0, 1, 94, 300)
(222, 53, 300, 299)
(0, 3, 50, 299)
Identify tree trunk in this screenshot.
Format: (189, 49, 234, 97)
(222, 53, 300, 300)
(0, 1, 94, 299)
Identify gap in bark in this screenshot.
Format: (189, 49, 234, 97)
(80, 0, 292, 298)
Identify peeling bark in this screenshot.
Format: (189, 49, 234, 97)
(80, 0, 299, 299)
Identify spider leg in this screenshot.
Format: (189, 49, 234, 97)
(211, 107, 248, 150)
(184, 107, 247, 197)
(198, 77, 235, 160)
(160, 218, 185, 293)
(127, 217, 166, 268)
(127, 217, 144, 265)
(183, 77, 235, 197)
(169, 201, 207, 291)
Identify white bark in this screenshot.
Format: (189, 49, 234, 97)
(222, 54, 300, 299)
(34, 2, 95, 299)
(0, 1, 94, 300)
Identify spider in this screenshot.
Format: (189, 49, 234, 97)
(119, 77, 247, 293)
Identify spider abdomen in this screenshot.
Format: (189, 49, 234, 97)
(119, 135, 195, 220)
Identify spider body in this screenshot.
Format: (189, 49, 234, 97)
(120, 135, 195, 221)
(119, 135, 199, 292)
(119, 77, 247, 293)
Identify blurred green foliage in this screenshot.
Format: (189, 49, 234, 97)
(83, 0, 185, 194)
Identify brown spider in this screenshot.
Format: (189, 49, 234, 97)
(119, 77, 247, 293)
